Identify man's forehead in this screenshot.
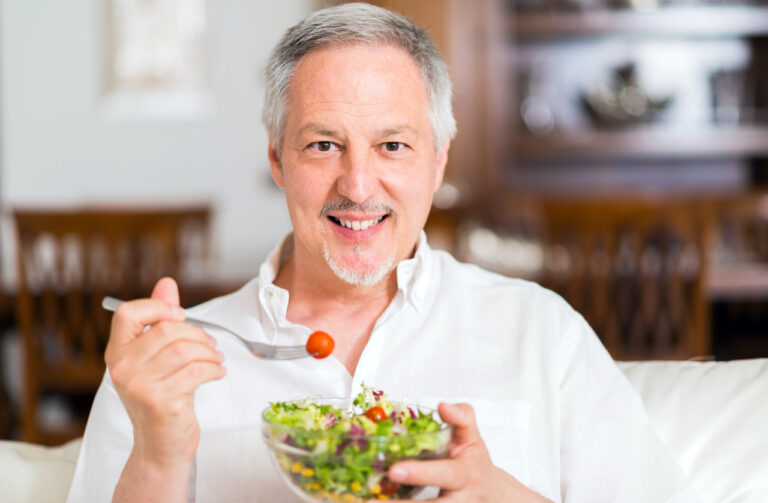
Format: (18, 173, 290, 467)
(289, 43, 428, 105)
(284, 44, 431, 137)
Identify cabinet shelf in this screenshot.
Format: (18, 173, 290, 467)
(515, 125, 768, 160)
(512, 6, 768, 39)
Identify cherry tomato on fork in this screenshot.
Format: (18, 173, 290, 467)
(306, 331, 334, 359)
(364, 406, 387, 423)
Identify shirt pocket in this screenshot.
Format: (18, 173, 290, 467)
(419, 397, 531, 486)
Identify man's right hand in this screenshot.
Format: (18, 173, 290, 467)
(105, 277, 226, 479)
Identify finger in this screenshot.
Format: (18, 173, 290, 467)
(151, 277, 181, 306)
(388, 458, 468, 491)
(126, 321, 217, 364)
(107, 298, 185, 347)
(162, 360, 227, 395)
(107, 322, 217, 388)
(438, 402, 482, 446)
(145, 339, 225, 380)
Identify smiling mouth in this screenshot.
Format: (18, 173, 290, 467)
(327, 214, 388, 231)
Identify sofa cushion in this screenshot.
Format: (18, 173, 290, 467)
(619, 359, 768, 503)
(1, 361, 765, 503)
(0, 437, 81, 503)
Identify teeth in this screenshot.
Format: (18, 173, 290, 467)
(338, 216, 384, 231)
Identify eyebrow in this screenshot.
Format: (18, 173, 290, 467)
(377, 124, 419, 138)
(296, 123, 344, 140)
(294, 123, 421, 142)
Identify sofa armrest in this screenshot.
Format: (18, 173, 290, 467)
(619, 359, 768, 503)
(0, 438, 82, 503)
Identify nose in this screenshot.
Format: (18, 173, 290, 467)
(335, 146, 379, 204)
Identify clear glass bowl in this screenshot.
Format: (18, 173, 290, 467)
(262, 398, 452, 502)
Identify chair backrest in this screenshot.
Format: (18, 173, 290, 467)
(13, 205, 210, 443)
(708, 193, 768, 266)
(538, 197, 709, 361)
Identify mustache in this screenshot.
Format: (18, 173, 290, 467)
(319, 199, 395, 217)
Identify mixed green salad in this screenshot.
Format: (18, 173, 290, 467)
(262, 385, 450, 501)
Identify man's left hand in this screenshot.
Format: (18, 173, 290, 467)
(388, 403, 552, 502)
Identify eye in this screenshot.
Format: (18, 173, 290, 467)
(312, 141, 334, 152)
(306, 141, 341, 153)
(383, 142, 405, 152)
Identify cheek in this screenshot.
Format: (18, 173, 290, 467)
(285, 170, 324, 207)
(395, 169, 436, 205)
(392, 184, 435, 233)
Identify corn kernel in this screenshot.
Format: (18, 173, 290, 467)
(377, 496, 390, 501)
(301, 468, 315, 477)
(370, 484, 381, 495)
(306, 482, 322, 491)
(342, 494, 356, 502)
(291, 462, 303, 473)
(349, 481, 362, 492)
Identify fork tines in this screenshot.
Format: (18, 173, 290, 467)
(270, 346, 312, 360)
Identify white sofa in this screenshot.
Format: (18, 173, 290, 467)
(1, 359, 766, 502)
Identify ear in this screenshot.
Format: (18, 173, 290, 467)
(268, 139, 285, 189)
(433, 141, 450, 192)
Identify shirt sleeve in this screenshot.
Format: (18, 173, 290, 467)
(556, 315, 702, 503)
(66, 371, 134, 503)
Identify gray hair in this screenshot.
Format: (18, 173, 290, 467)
(262, 2, 456, 153)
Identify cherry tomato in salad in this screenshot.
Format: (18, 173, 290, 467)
(364, 406, 387, 423)
(379, 476, 400, 495)
(306, 331, 334, 359)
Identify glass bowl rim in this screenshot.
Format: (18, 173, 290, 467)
(261, 396, 453, 442)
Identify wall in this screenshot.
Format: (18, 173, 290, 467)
(0, 0, 314, 285)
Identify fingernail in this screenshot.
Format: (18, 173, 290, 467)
(389, 465, 408, 482)
(216, 350, 225, 361)
(172, 305, 185, 319)
(208, 335, 217, 346)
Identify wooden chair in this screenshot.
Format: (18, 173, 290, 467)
(705, 192, 768, 359)
(13, 205, 210, 444)
(0, 290, 13, 439)
(708, 192, 768, 267)
(537, 197, 710, 361)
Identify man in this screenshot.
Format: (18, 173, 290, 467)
(67, 3, 700, 502)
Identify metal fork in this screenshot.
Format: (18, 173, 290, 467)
(101, 296, 311, 359)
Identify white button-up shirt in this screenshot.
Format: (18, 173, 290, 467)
(67, 233, 700, 502)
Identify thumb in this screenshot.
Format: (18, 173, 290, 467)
(151, 277, 181, 307)
(438, 402, 482, 448)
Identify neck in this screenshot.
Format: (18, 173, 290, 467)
(273, 244, 399, 315)
(272, 235, 417, 375)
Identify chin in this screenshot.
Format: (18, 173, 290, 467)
(323, 250, 394, 287)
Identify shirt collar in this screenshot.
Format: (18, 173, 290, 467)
(257, 231, 433, 335)
(256, 234, 292, 341)
(395, 231, 431, 313)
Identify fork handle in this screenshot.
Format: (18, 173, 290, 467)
(101, 296, 221, 332)
(102, 296, 191, 316)
(101, 296, 125, 313)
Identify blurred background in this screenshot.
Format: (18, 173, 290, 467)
(0, 0, 767, 444)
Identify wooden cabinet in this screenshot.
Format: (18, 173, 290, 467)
(492, 3, 768, 196)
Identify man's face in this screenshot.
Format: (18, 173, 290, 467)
(269, 43, 448, 286)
